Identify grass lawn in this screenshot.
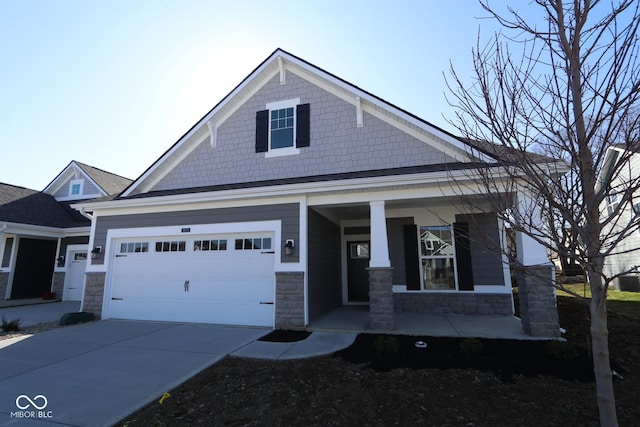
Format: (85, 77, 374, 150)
(556, 282, 640, 321)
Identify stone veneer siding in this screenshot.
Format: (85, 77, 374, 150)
(82, 272, 106, 319)
(517, 265, 560, 337)
(275, 272, 305, 329)
(0, 272, 8, 299)
(51, 272, 65, 299)
(394, 292, 513, 315)
(369, 267, 395, 330)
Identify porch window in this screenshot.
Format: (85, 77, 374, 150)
(419, 225, 456, 290)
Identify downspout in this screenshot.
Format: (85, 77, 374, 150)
(77, 207, 93, 221)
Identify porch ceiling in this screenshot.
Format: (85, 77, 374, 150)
(310, 195, 492, 221)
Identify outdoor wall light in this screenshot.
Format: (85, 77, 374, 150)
(91, 246, 102, 259)
(284, 239, 295, 256)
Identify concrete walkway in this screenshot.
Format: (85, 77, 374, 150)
(0, 301, 81, 327)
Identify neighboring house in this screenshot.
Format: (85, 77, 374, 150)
(0, 161, 132, 301)
(73, 49, 560, 336)
(599, 143, 640, 290)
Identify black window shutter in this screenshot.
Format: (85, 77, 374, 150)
(296, 103, 310, 148)
(403, 224, 421, 290)
(453, 222, 474, 291)
(255, 110, 269, 153)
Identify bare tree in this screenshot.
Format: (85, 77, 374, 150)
(446, 1, 640, 425)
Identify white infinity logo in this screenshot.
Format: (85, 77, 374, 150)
(16, 395, 48, 410)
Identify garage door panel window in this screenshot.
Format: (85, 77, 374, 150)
(194, 239, 228, 251)
(235, 237, 272, 250)
(120, 242, 149, 253)
(155, 241, 186, 252)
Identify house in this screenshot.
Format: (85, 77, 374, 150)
(600, 143, 640, 291)
(73, 49, 561, 337)
(0, 161, 132, 301)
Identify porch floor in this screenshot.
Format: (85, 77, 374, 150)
(308, 306, 543, 340)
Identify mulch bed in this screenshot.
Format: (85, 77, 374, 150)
(118, 296, 639, 426)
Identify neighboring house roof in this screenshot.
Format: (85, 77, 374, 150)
(74, 161, 133, 195)
(0, 182, 89, 228)
(2, 161, 132, 229)
(120, 48, 499, 198)
(43, 160, 133, 199)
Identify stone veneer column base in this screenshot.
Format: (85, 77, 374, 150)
(82, 272, 106, 319)
(51, 272, 65, 299)
(368, 267, 394, 330)
(517, 265, 560, 338)
(0, 272, 9, 299)
(275, 272, 305, 329)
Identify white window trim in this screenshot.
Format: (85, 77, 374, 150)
(69, 179, 84, 197)
(418, 225, 459, 291)
(265, 98, 300, 157)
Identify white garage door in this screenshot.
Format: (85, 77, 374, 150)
(107, 232, 275, 326)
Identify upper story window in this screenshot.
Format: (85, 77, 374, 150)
(69, 179, 84, 197)
(605, 193, 619, 216)
(255, 99, 310, 157)
(271, 107, 295, 149)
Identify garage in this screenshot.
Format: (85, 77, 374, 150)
(106, 232, 275, 326)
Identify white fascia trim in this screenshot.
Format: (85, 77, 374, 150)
(75, 169, 517, 215)
(122, 63, 281, 197)
(56, 193, 104, 202)
(76, 195, 305, 217)
(0, 222, 66, 238)
(62, 227, 91, 237)
(45, 162, 107, 198)
(284, 55, 493, 164)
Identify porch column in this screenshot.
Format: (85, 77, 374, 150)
(368, 201, 394, 330)
(515, 191, 560, 337)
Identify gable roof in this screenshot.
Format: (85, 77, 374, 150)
(43, 160, 132, 198)
(121, 48, 497, 197)
(0, 182, 89, 228)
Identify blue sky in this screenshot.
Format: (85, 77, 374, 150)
(1, 0, 518, 190)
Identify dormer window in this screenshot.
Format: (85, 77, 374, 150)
(255, 99, 310, 157)
(69, 179, 84, 197)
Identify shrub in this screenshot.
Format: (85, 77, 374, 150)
(459, 338, 484, 355)
(544, 340, 579, 361)
(1, 316, 22, 332)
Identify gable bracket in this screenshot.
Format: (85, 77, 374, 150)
(207, 121, 217, 148)
(278, 56, 286, 85)
(355, 96, 363, 128)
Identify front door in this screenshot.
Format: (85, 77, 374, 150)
(347, 241, 370, 302)
(63, 250, 87, 301)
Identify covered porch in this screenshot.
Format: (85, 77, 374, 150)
(305, 189, 559, 338)
(307, 306, 543, 340)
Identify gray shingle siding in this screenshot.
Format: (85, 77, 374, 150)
(92, 203, 300, 265)
(152, 73, 456, 192)
(307, 208, 341, 322)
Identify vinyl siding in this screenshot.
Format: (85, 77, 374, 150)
(307, 208, 341, 321)
(92, 203, 300, 265)
(603, 151, 640, 277)
(152, 72, 457, 193)
(387, 217, 414, 286)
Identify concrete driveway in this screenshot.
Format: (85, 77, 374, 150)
(0, 320, 268, 426)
